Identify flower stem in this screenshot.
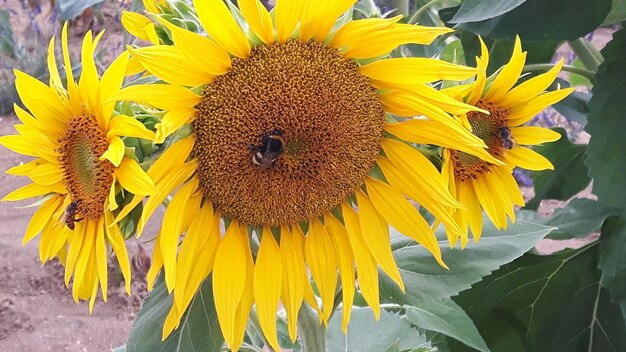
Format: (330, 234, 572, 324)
(298, 304, 326, 352)
(568, 38, 603, 72)
(395, 0, 409, 16)
(523, 63, 595, 82)
(408, 0, 443, 24)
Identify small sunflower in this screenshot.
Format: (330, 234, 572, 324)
(0, 24, 157, 310)
(442, 37, 574, 246)
(115, 0, 499, 349)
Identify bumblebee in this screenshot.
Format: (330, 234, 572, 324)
(497, 126, 514, 150)
(249, 129, 285, 169)
(63, 200, 83, 230)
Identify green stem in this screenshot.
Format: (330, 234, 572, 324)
(568, 38, 602, 72)
(395, 0, 410, 16)
(361, 0, 381, 17)
(298, 304, 326, 352)
(408, 0, 443, 23)
(523, 63, 595, 82)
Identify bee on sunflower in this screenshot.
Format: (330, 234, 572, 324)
(0, 24, 157, 311)
(114, 0, 503, 350)
(441, 37, 574, 246)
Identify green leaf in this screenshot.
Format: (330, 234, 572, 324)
(525, 128, 591, 210)
(406, 299, 489, 352)
(603, 0, 626, 25)
(327, 308, 432, 352)
(441, 0, 612, 41)
(0, 10, 17, 58)
(126, 275, 224, 352)
(452, 244, 626, 351)
(381, 218, 554, 305)
(449, 0, 527, 24)
(599, 216, 626, 312)
(56, 0, 106, 20)
(587, 26, 626, 212)
(521, 198, 620, 240)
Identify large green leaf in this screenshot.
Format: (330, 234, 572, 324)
(453, 244, 626, 351)
(520, 199, 620, 240)
(406, 299, 489, 352)
(441, 0, 612, 41)
(126, 275, 224, 352)
(380, 218, 554, 305)
(525, 128, 591, 210)
(327, 308, 432, 352)
(599, 216, 626, 310)
(586, 26, 626, 309)
(449, 0, 527, 24)
(603, 0, 626, 24)
(587, 26, 626, 211)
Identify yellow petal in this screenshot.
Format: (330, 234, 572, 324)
(28, 162, 64, 186)
(381, 139, 461, 207)
(160, 178, 199, 291)
(274, 0, 303, 42)
(212, 221, 247, 348)
(23, 195, 62, 244)
(95, 218, 108, 301)
(231, 228, 255, 351)
(100, 136, 125, 167)
(129, 46, 213, 86)
(360, 58, 479, 85)
(510, 126, 561, 145)
(61, 23, 80, 111)
(342, 24, 453, 59)
(193, 0, 250, 58)
(13, 70, 67, 131)
(115, 157, 158, 195)
(154, 16, 231, 76)
(504, 146, 554, 171)
(107, 114, 155, 140)
(471, 175, 507, 229)
(253, 227, 282, 351)
(324, 214, 355, 333)
(3, 182, 58, 201)
(340, 203, 380, 320)
(332, 16, 403, 49)
(105, 212, 131, 293)
(77, 31, 101, 123)
(99, 51, 130, 126)
(364, 177, 446, 268)
(301, 0, 356, 41)
(355, 189, 404, 291)
(47, 36, 62, 89)
(112, 83, 202, 111)
(280, 225, 305, 341)
(507, 88, 575, 126)
(239, 0, 274, 44)
(499, 59, 565, 108)
(304, 219, 337, 325)
(121, 11, 154, 42)
(484, 36, 526, 103)
(0, 135, 39, 158)
(155, 108, 196, 143)
(384, 121, 501, 164)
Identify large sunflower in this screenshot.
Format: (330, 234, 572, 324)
(442, 37, 574, 246)
(115, 0, 500, 349)
(0, 24, 157, 310)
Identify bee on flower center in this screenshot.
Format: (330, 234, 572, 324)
(249, 129, 285, 169)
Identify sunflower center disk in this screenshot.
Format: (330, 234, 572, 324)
(57, 115, 113, 219)
(450, 101, 511, 182)
(193, 39, 386, 226)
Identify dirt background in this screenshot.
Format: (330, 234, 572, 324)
(0, 0, 615, 351)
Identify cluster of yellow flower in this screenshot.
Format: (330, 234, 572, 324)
(0, 0, 572, 350)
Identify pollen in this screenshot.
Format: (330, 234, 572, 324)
(193, 39, 386, 226)
(451, 101, 511, 182)
(57, 115, 114, 219)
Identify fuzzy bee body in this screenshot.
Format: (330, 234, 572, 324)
(498, 126, 514, 150)
(249, 129, 285, 169)
(63, 200, 84, 230)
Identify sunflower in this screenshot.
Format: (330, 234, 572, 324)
(114, 0, 500, 349)
(441, 37, 574, 246)
(0, 24, 157, 311)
